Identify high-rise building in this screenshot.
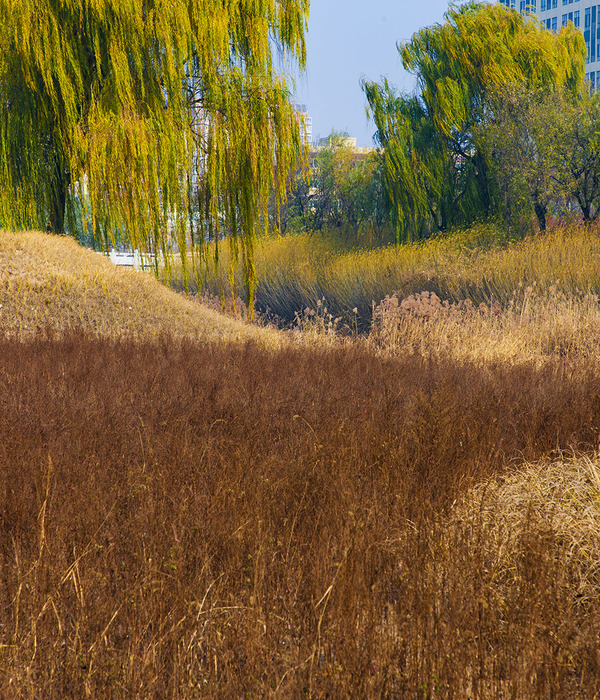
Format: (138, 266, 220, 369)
(291, 103, 313, 146)
(498, 0, 600, 86)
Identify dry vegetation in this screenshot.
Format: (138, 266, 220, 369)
(0, 230, 281, 346)
(371, 285, 600, 367)
(2, 228, 600, 696)
(167, 222, 600, 331)
(2, 335, 600, 697)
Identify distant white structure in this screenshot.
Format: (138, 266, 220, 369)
(315, 134, 376, 156)
(107, 250, 156, 269)
(292, 103, 313, 145)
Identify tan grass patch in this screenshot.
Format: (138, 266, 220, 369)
(167, 223, 600, 334)
(371, 286, 600, 367)
(0, 230, 283, 346)
(454, 453, 600, 604)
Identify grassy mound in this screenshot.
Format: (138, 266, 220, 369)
(0, 230, 281, 345)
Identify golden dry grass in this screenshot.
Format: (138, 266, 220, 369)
(453, 452, 600, 607)
(370, 285, 600, 368)
(3, 227, 600, 695)
(167, 222, 600, 334)
(0, 230, 283, 346)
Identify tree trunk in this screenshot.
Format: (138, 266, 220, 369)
(534, 201, 547, 231)
(575, 193, 592, 223)
(46, 133, 69, 234)
(48, 171, 68, 234)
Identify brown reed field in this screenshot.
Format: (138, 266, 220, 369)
(2, 228, 600, 696)
(3, 334, 600, 697)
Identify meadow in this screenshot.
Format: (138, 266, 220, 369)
(1, 228, 600, 696)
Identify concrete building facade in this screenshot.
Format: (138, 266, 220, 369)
(291, 103, 313, 146)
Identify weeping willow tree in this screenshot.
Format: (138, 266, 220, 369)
(363, 2, 586, 242)
(0, 0, 309, 305)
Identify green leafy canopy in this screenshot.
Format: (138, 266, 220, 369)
(363, 1, 586, 242)
(0, 0, 309, 304)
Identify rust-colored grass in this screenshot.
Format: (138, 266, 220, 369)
(1, 334, 600, 696)
(3, 228, 600, 696)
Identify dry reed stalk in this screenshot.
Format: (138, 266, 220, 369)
(371, 286, 600, 367)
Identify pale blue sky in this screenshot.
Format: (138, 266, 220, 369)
(293, 1, 472, 146)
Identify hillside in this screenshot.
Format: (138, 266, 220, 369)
(0, 230, 281, 345)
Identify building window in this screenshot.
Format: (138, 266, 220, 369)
(541, 0, 546, 8)
(562, 13, 568, 24)
(575, 10, 580, 26)
(552, 15, 558, 30)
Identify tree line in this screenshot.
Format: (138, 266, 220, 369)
(363, 1, 600, 242)
(279, 2, 600, 248)
(0, 0, 597, 297)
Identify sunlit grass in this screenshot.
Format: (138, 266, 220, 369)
(167, 222, 600, 331)
(371, 285, 600, 367)
(0, 229, 283, 346)
(2, 226, 600, 694)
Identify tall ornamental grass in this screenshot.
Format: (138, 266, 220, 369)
(2, 334, 600, 696)
(167, 222, 600, 330)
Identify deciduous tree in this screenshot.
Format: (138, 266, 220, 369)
(480, 85, 600, 230)
(0, 0, 309, 304)
(283, 132, 392, 245)
(363, 2, 585, 241)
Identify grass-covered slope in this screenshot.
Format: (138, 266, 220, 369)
(0, 230, 280, 345)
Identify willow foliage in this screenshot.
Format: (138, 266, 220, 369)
(0, 0, 309, 303)
(363, 2, 586, 242)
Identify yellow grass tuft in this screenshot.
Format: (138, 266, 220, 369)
(452, 453, 600, 605)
